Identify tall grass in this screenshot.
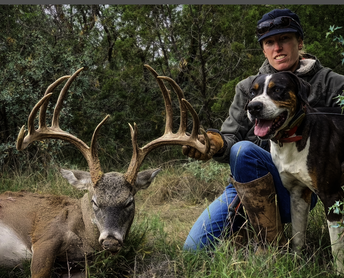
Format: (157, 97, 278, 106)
(0, 166, 83, 198)
(0, 160, 340, 277)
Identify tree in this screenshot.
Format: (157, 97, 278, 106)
(2, 5, 344, 172)
(0, 5, 101, 170)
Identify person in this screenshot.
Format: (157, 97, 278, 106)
(183, 8, 344, 251)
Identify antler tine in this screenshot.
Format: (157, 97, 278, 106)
(144, 64, 173, 134)
(157, 76, 188, 134)
(125, 122, 140, 182)
(124, 65, 210, 186)
(39, 76, 71, 130)
(90, 115, 110, 158)
(182, 98, 206, 140)
(157, 77, 209, 146)
(52, 68, 84, 129)
(87, 114, 110, 185)
(16, 68, 110, 187)
(16, 93, 53, 151)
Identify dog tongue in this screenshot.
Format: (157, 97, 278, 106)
(254, 119, 273, 137)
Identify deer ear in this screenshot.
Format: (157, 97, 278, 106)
(133, 168, 161, 194)
(60, 168, 93, 190)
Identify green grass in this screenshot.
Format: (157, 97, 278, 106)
(0, 167, 83, 197)
(181, 244, 331, 278)
(0, 162, 340, 277)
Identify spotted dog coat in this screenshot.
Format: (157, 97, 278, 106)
(246, 71, 344, 274)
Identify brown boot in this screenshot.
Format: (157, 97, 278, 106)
(231, 173, 286, 246)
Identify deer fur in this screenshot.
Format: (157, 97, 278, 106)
(0, 169, 159, 277)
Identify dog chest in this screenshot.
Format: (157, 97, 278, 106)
(270, 138, 315, 192)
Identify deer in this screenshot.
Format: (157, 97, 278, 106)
(0, 65, 210, 278)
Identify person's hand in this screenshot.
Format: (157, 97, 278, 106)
(182, 131, 224, 160)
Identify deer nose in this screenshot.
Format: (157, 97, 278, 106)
(247, 101, 263, 117)
(101, 236, 123, 252)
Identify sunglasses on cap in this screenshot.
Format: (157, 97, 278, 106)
(256, 16, 301, 36)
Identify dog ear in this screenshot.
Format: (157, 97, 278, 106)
(284, 71, 311, 106)
(244, 99, 250, 111)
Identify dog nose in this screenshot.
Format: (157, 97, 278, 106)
(247, 101, 263, 117)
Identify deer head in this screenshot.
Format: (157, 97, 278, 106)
(14, 65, 209, 259)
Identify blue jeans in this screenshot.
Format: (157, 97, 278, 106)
(183, 141, 317, 250)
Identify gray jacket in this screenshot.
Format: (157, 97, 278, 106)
(213, 54, 344, 163)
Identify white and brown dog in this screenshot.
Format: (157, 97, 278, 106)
(246, 71, 344, 274)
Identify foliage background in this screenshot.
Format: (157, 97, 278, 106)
(1, 4, 344, 171)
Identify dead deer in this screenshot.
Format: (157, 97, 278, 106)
(0, 65, 209, 278)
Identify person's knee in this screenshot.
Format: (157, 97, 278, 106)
(229, 141, 273, 182)
(230, 141, 256, 170)
(230, 141, 255, 159)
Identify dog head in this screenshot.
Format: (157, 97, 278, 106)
(246, 71, 310, 140)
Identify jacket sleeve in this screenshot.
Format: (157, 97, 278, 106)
(212, 76, 259, 163)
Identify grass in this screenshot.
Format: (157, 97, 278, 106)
(0, 160, 341, 277)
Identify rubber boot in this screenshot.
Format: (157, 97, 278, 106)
(231, 172, 286, 246)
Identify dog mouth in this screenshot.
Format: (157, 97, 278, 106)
(254, 111, 288, 139)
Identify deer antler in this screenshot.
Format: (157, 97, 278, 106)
(16, 68, 109, 186)
(124, 64, 210, 185)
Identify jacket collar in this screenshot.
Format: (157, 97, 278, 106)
(259, 53, 323, 77)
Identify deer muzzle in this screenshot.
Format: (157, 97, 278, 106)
(99, 231, 124, 253)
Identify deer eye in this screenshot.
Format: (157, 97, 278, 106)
(91, 198, 99, 210)
(124, 197, 134, 208)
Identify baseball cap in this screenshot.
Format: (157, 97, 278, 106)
(256, 9, 304, 42)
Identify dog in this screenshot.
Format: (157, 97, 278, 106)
(246, 71, 344, 274)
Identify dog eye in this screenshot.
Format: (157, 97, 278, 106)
(250, 91, 256, 97)
(274, 88, 281, 93)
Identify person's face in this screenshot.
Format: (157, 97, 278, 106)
(262, 32, 303, 72)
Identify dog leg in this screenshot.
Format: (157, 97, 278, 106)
(320, 189, 344, 274)
(327, 219, 344, 275)
(289, 187, 310, 252)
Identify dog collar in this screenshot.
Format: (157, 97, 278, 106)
(272, 109, 305, 146)
(278, 125, 303, 143)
